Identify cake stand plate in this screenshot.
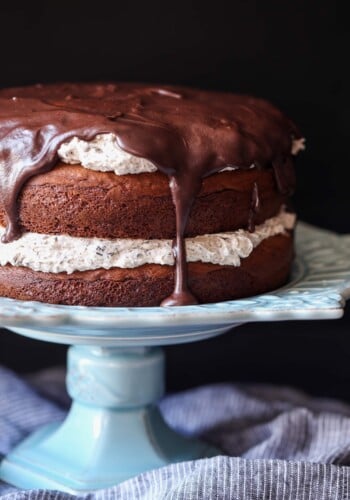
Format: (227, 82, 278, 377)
(0, 222, 349, 493)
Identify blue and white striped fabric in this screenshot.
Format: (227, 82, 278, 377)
(1, 365, 350, 499)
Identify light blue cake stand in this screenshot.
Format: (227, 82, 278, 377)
(0, 222, 349, 493)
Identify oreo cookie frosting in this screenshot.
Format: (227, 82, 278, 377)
(0, 83, 304, 306)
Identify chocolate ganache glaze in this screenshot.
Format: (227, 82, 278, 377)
(0, 83, 299, 306)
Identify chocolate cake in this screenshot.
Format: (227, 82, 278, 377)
(0, 83, 304, 306)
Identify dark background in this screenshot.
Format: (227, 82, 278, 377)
(0, 1, 348, 399)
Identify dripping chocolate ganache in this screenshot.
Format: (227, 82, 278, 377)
(0, 83, 303, 306)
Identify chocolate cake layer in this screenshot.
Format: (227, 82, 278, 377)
(0, 164, 287, 239)
(0, 233, 293, 306)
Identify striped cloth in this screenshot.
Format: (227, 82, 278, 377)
(1, 366, 350, 499)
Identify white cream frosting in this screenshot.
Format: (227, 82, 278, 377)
(291, 137, 306, 155)
(0, 210, 295, 274)
(58, 133, 157, 175)
(58, 133, 306, 175)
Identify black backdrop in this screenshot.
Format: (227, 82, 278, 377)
(0, 1, 348, 398)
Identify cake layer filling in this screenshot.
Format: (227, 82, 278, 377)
(58, 133, 158, 175)
(0, 210, 295, 274)
(58, 133, 305, 176)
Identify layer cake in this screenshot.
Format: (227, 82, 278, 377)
(0, 83, 304, 306)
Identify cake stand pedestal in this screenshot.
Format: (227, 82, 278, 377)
(0, 343, 218, 492)
(0, 222, 350, 493)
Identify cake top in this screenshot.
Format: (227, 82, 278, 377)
(0, 83, 299, 172)
(0, 82, 301, 305)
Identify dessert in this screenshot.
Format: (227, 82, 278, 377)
(0, 83, 303, 306)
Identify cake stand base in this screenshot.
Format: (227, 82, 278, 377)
(0, 345, 217, 493)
